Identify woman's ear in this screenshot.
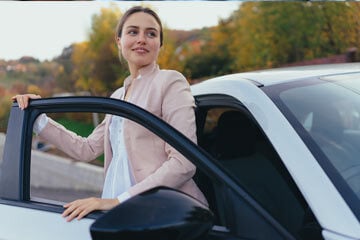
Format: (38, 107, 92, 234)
(116, 37, 121, 48)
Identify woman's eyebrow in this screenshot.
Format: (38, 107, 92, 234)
(126, 25, 158, 32)
(126, 25, 139, 30)
(146, 27, 158, 32)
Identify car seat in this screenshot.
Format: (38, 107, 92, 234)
(211, 110, 306, 237)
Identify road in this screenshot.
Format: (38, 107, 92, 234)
(31, 186, 101, 203)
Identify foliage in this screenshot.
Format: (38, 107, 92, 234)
(157, 29, 185, 74)
(227, 2, 360, 71)
(56, 118, 95, 137)
(183, 24, 232, 79)
(71, 6, 128, 96)
(0, 90, 11, 132)
(54, 45, 77, 93)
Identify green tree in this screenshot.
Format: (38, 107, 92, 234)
(55, 45, 77, 93)
(227, 2, 360, 72)
(89, 6, 126, 95)
(72, 6, 128, 96)
(158, 29, 185, 74)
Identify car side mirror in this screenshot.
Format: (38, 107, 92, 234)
(90, 186, 213, 240)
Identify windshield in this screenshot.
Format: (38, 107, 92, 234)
(269, 72, 360, 217)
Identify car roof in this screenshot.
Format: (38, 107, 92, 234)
(204, 63, 360, 87)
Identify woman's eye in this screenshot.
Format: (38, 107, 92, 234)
(128, 30, 137, 35)
(147, 31, 157, 38)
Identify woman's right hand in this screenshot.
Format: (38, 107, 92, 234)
(11, 94, 42, 110)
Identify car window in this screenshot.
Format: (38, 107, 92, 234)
(27, 102, 204, 209)
(1, 97, 214, 239)
(31, 112, 104, 203)
(2, 96, 215, 218)
(276, 76, 360, 219)
(196, 105, 322, 239)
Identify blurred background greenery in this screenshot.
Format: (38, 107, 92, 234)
(1, 1, 360, 133)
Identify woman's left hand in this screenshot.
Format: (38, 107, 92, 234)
(62, 197, 119, 222)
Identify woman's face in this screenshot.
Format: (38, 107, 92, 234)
(118, 12, 161, 73)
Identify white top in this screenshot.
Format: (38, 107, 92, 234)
(34, 112, 133, 203)
(102, 115, 133, 202)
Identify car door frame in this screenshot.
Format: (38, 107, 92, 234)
(194, 93, 300, 240)
(0, 96, 239, 239)
(0, 96, 219, 203)
(0, 96, 295, 239)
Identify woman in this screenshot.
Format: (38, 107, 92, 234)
(13, 6, 207, 222)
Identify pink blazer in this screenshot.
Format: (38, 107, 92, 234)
(39, 62, 207, 205)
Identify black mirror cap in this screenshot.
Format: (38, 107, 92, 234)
(90, 186, 213, 240)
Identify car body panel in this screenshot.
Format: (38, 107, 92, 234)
(322, 230, 359, 240)
(210, 63, 360, 87)
(0, 204, 93, 240)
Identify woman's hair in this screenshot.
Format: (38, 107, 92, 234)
(116, 6, 163, 47)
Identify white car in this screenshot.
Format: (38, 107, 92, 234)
(1, 63, 360, 240)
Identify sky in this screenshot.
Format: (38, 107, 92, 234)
(0, 1, 240, 61)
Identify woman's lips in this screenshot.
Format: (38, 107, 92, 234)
(133, 47, 149, 53)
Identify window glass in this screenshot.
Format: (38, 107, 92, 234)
(278, 76, 360, 204)
(31, 112, 104, 203)
(29, 109, 201, 208)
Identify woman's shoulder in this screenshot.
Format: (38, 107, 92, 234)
(156, 69, 187, 83)
(158, 68, 185, 78)
(110, 87, 124, 99)
(155, 69, 191, 96)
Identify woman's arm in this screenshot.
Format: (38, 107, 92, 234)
(12, 94, 106, 162)
(38, 116, 106, 162)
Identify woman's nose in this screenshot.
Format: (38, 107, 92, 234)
(137, 32, 146, 43)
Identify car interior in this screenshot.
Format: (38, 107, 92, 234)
(194, 103, 323, 239)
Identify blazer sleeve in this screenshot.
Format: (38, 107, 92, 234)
(38, 116, 107, 162)
(127, 71, 197, 197)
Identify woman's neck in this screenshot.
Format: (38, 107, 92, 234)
(129, 70, 139, 80)
(128, 63, 142, 79)
(128, 62, 155, 79)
